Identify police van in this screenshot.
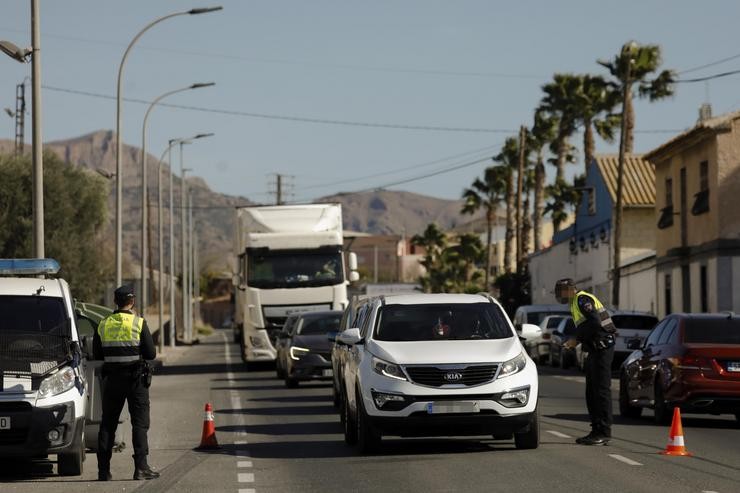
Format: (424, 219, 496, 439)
(0, 259, 88, 475)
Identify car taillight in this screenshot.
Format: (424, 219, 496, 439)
(676, 355, 712, 371)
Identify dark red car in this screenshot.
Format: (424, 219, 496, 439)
(619, 313, 740, 424)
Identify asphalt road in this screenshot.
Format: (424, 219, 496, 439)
(2, 328, 739, 492)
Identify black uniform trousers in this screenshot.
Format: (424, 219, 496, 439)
(97, 366, 150, 471)
(584, 345, 614, 437)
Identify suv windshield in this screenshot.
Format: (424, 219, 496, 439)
(298, 314, 342, 335)
(684, 318, 740, 344)
(247, 249, 343, 288)
(374, 303, 512, 342)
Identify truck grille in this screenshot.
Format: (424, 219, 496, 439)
(404, 364, 498, 387)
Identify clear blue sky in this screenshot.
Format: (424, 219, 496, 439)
(2, 0, 740, 202)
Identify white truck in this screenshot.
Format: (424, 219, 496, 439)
(0, 259, 88, 475)
(233, 204, 358, 365)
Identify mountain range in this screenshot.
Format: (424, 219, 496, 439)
(1, 130, 484, 273)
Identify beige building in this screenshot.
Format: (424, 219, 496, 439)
(645, 109, 740, 317)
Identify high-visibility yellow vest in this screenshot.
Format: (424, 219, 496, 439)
(569, 290, 615, 332)
(97, 312, 144, 363)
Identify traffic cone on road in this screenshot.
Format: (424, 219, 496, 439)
(660, 407, 691, 456)
(197, 403, 219, 450)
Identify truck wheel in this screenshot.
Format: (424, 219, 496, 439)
(356, 387, 381, 453)
(619, 373, 642, 418)
(58, 427, 85, 476)
(514, 409, 539, 450)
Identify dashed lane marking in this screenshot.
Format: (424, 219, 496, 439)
(239, 489, 256, 493)
(546, 430, 572, 439)
(608, 454, 643, 466)
(238, 460, 253, 468)
(238, 472, 255, 482)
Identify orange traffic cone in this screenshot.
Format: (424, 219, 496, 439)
(660, 407, 691, 456)
(197, 403, 219, 449)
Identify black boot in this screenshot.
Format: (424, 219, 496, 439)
(98, 471, 112, 481)
(575, 431, 596, 444)
(133, 455, 160, 480)
(578, 434, 610, 446)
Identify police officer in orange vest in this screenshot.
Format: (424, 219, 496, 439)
(555, 278, 616, 446)
(93, 285, 159, 481)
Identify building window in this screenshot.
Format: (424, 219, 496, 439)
(658, 177, 674, 229)
(700, 265, 708, 312)
(692, 161, 710, 215)
(664, 273, 672, 315)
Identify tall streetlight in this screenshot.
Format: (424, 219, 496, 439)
(115, 6, 222, 287)
(1, 1, 42, 258)
(140, 82, 214, 312)
(176, 133, 214, 343)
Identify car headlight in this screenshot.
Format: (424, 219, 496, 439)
(372, 356, 407, 381)
(38, 366, 76, 398)
(497, 351, 526, 379)
(290, 346, 310, 360)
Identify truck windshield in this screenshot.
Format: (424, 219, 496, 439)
(374, 303, 513, 341)
(247, 250, 343, 288)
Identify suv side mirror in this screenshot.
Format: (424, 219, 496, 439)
(337, 328, 362, 345)
(519, 323, 542, 340)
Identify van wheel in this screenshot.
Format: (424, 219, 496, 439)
(58, 427, 84, 476)
(514, 409, 539, 450)
(356, 387, 381, 453)
(343, 392, 358, 445)
(619, 373, 642, 418)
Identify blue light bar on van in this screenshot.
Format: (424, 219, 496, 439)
(0, 258, 60, 275)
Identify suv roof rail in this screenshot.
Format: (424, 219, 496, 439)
(476, 292, 496, 303)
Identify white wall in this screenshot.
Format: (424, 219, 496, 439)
(619, 258, 656, 314)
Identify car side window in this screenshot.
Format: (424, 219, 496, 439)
(657, 319, 677, 345)
(354, 303, 369, 331)
(645, 320, 667, 347)
(359, 303, 377, 339)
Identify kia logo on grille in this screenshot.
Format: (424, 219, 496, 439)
(444, 372, 463, 382)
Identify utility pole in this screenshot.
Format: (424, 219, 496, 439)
(612, 55, 633, 308)
(276, 174, 283, 205)
(13, 82, 26, 155)
(269, 173, 294, 205)
(516, 125, 527, 273)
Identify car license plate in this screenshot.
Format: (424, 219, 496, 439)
(322, 369, 333, 377)
(0, 417, 10, 430)
(727, 361, 740, 372)
(426, 401, 480, 414)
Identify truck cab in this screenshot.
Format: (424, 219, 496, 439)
(0, 259, 88, 476)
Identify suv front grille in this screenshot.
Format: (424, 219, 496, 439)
(404, 364, 498, 387)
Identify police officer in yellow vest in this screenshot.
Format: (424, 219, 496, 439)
(555, 278, 616, 446)
(93, 285, 159, 481)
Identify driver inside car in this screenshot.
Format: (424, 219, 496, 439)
(432, 311, 453, 339)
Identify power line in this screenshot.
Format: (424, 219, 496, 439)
(676, 68, 740, 83)
(679, 52, 740, 74)
(41, 85, 513, 134)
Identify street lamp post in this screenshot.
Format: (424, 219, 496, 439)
(115, 6, 222, 287)
(140, 82, 214, 313)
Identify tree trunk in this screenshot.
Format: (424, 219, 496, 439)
(522, 190, 532, 263)
(624, 88, 634, 154)
(556, 135, 567, 183)
(583, 119, 595, 178)
(504, 168, 515, 273)
(485, 208, 493, 290)
(534, 156, 545, 251)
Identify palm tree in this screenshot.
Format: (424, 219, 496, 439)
(411, 223, 447, 292)
(538, 74, 580, 183)
(529, 110, 557, 248)
(461, 166, 507, 290)
(571, 74, 621, 175)
(520, 166, 535, 261)
(598, 41, 676, 153)
(544, 174, 586, 232)
(492, 138, 520, 274)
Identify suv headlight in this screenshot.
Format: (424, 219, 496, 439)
(38, 367, 76, 398)
(372, 356, 407, 381)
(290, 346, 310, 360)
(497, 351, 526, 379)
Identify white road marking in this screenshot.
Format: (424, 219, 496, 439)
(238, 472, 255, 482)
(234, 440, 248, 445)
(701, 491, 719, 493)
(239, 489, 256, 493)
(238, 460, 253, 468)
(608, 454, 643, 466)
(546, 430, 572, 439)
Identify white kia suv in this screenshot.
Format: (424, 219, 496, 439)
(336, 293, 539, 452)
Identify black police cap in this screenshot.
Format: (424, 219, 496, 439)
(555, 278, 576, 289)
(114, 285, 135, 302)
